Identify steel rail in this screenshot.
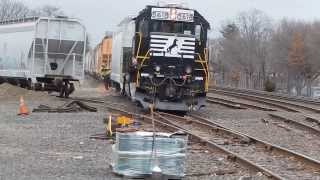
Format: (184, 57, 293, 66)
(158, 112, 320, 179)
(92, 103, 280, 179)
(210, 89, 320, 113)
(211, 86, 320, 106)
(269, 113, 320, 136)
(206, 97, 247, 109)
(68, 97, 105, 104)
(69, 96, 320, 178)
(207, 96, 276, 111)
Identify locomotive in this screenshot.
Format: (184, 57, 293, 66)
(111, 4, 210, 111)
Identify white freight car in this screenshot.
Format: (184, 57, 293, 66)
(110, 17, 135, 91)
(0, 17, 86, 97)
(85, 49, 94, 75)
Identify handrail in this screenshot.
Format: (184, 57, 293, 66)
(196, 53, 209, 92)
(135, 32, 142, 59)
(204, 48, 210, 89)
(136, 50, 151, 86)
(0, 16, 39, 25)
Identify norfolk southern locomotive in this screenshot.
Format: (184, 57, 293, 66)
(111, 4, 210, 111)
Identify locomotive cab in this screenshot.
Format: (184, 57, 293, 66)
(115, 5, 210, 111)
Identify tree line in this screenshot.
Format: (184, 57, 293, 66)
(209, 9, 320, 97)
(0, 0, 91, 53)
(0, 0, 64, 21)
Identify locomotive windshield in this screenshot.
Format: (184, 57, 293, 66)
(151, 21, 194, 35)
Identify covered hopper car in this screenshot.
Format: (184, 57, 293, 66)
(85, 35, 112, 88)
(0, 16, 86, 97)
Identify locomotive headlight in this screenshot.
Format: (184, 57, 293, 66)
(155, 65, 161, 72)
(185, 66, 192, 74)
(170, 8, 177, 20)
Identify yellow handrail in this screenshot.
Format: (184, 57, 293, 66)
(204, 48, 210, 90)
(136, 50, 151, 86)
(135, 32, 142, 59)
(196, 51, 209, 92)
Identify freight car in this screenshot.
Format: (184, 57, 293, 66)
(111, 4, 210, 111)
(85, 35, 112, 89)
(0, 16, 86, 97)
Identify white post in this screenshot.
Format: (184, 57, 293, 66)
(72, 53, 76, 77)
(82, 30, 87, 79)
(44, 19, 50, 74)
(32, 36, 36, 75)
(32, 18, 40, 76)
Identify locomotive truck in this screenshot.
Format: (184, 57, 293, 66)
(0, 16, 86, 97)
(111, 4, 210, 111)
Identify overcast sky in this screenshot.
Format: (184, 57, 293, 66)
(21, 0, 320, 45)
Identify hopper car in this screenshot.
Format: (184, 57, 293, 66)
(0, 16, 86, 97)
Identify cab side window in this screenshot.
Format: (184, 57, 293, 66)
(195, 25, 201, 40)
(139, 19, 149, 37)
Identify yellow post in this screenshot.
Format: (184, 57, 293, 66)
(106, 115, 113, 137)
(150, 104, 154, 119)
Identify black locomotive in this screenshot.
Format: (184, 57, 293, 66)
(116, 5, 210, 111)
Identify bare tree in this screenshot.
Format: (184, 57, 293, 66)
(288, 32, 305, 95)
(0, 0, 65, 21)
(219, 23, 242, 87)
(209, 10, 320, 96)
(30, 5, 64, 17)
(0, 0, 30, 21)
(208, 38, 223, 84)
(270, 19, 320, 96)
(236, 9, 272, 89)
(304, 22, 320, 96)
(218, 10, 272, 89)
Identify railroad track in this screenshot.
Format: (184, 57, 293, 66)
(93, 104, 275, 179)
(206, 97, 247, 110)
(156, 112, 320, 180)
(210, 88, 320, 113)
(87, 101, 320, 179)
(207, 96, 276, 111)
(269, 113, 320, 136)
(65, 96, 320, 179)
(212, 86, 320, 106)
(68, 97, 105, 104)
(70, 96, 320, 139)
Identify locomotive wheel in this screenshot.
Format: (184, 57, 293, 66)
(104, 76, 110, 91)
(60, 82, 75, 98)
(59, 84, 67, 98)
(64, 87, 70, 98)
(104, 82, 109, 91)
(68, 83, 75, 95)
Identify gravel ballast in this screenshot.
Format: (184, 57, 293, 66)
(0, 81, 264, 180)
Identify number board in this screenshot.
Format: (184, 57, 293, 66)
(151, 8, 194, 22)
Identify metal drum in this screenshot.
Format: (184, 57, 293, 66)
(111, 131, 188, 177)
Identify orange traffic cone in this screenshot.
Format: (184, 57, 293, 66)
(18, 96, 29, 116)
